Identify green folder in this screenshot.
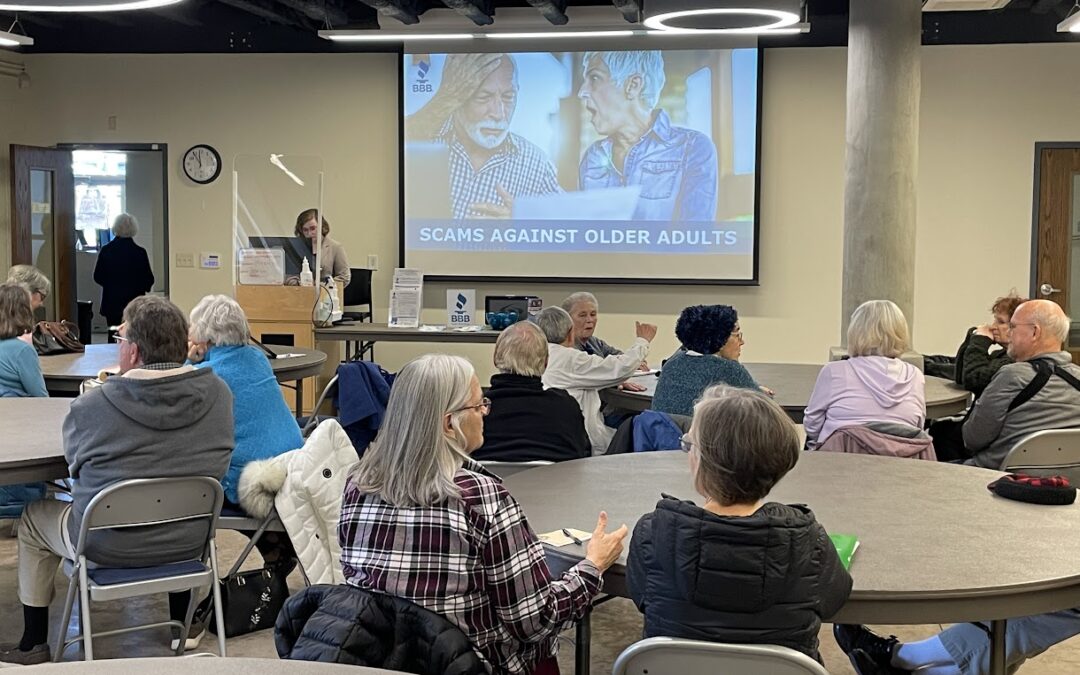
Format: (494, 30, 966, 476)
(829, 533, 860, 571)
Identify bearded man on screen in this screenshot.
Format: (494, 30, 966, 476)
(406, 53, 561, 220)
(578, 50, 718, 222)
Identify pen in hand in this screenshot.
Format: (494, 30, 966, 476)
(562, 528, 583, 546)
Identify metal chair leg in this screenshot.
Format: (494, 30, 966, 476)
(78, 564, 93, 661)
(176, 588, 198, 656)
(575, 607, 591, 675)
(209, 539, 227, 657)
(53, 574, 79, 662)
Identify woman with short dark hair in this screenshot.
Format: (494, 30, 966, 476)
(652, 304, 766, 416)
(627, 386, 852, 664)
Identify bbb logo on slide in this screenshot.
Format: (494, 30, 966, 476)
(413, 60, 433, 93)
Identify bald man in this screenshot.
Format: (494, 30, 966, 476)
(962, 299, 1080, 469)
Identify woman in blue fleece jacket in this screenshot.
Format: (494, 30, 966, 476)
(187, 294, 303, 506)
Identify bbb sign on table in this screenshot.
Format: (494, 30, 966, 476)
(447, 289, 477, 327)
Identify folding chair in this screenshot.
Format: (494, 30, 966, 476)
(478, 460, 552, 479)
(1002, 428, 1080, 484)
(217, 504, 311, 586)
(613, 637, 829, 675)
(53, 477, 227, 661)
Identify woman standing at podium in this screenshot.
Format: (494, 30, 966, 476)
(294, 209, 351, 287)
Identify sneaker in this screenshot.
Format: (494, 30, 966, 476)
(833, 624, 901, 673)
(851, 649, 913, 675)
(0, 642, 50, 665)
(170, 618, 206, 652)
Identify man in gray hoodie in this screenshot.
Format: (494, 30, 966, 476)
(963, 299, 1080, 470)
(1, 296, 234, 665)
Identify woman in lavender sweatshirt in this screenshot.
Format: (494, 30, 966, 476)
(803, 300, 926, 449)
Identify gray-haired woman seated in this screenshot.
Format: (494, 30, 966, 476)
(627, 385, 852, 664)
(5, 265, 50, 311)
(339, 354, 627, 675)
(187, 294, 303, 507)
(472, 321, 590, 463)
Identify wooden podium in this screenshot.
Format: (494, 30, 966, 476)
(236, 285, 340, 414)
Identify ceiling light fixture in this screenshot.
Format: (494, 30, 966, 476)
(318, 30, 474, 41)
(0, 18, 32, 46)
(1058, 1, 1080, 32)
(644, 7, 800, 34)
(487, 30, 639, 39)
(0, 0, 180, 11)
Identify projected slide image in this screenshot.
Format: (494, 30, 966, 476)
(403, 48, 759, 281)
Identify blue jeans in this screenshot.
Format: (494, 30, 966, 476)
(938, 610, 1080, 674)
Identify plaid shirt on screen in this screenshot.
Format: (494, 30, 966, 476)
(339, 459, 602, 674)
(434, 123, 562, 220)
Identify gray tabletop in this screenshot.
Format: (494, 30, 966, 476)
(27, 657, 401, 674)
(601, 362, 971, 421)
(315, 322, 501, 344)
(40, 344, 327, 394)
(0, 398, 70, 486)
(504, 452, 1080, 625)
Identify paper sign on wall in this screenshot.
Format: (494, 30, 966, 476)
(237, 248, 285, 285)
(447, 289, 477, 326)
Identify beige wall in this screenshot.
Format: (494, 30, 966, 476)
(1, 44, 1077, 378)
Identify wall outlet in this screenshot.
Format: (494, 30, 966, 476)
(367, 254, 378, 271)
(175, 252, 194, 268)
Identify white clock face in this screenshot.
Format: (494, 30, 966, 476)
(183, 145, 220, 184)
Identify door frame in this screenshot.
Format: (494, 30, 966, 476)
(10, 144, 77, 321)
(58, 142, 170, 296)
(1029, 141, 1080, 299)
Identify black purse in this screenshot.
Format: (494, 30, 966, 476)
(200, 558, 294, 637)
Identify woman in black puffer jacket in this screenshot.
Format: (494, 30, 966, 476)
(626, 385, 852, 664)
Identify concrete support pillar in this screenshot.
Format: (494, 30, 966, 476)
(841, 0, 922, 342)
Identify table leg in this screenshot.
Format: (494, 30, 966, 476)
(989, 619, 1006, 675)
(295, 378, 304, 419)
(575, 607, 591, 675)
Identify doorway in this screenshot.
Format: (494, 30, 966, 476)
(1031, 143, 1080, 363)
(61, 143, 169, 337)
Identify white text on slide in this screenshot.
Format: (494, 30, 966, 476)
(417, 227, 739, 247)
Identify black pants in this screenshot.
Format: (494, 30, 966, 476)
(929, 418, 973, 463)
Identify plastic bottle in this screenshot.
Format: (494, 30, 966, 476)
(299, 257, 314, 287)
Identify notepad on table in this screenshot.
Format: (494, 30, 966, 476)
(829, 533, 860, 571)
(537, 528, 592, 547)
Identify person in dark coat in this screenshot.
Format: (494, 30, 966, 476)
(626, 385, 852, 664)
(93, 213, 154, 326)
(472, 320, 590, 463)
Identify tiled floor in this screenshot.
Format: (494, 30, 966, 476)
(0, 523, 1076, 673)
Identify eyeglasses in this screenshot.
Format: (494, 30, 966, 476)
(451, 397, 491, 415)
(680, 434, 694, 453)
(115, 334, 129, 343)
(1008, 322, 1037, 332)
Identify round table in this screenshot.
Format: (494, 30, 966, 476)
(27, 657, 399, 674)
(40, 344, 327, 417)
(504, 452, 1080, 675)
(600, 362, 971, 421)
(0, 398, 70, 486)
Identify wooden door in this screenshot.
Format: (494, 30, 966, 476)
(10, 145, 76, 322)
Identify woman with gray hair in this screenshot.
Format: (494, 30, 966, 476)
(187, 294, 303, 508)
(803, 299, 925, 449)
(537, 306, 657, 454)
(627, 386, 851, 663)
(93, 213, 154, 326)
(5, 265, 50, 311)
(339, 353, 627, 674)
(472, 321, 590, 463)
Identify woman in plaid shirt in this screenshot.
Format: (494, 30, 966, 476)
(339, 354, 627, 674)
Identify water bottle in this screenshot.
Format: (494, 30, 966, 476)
(299, 257, 314, 287)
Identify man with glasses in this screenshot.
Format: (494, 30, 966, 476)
(962, 299, 1080, 470)
(0, 296, 234, 664)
